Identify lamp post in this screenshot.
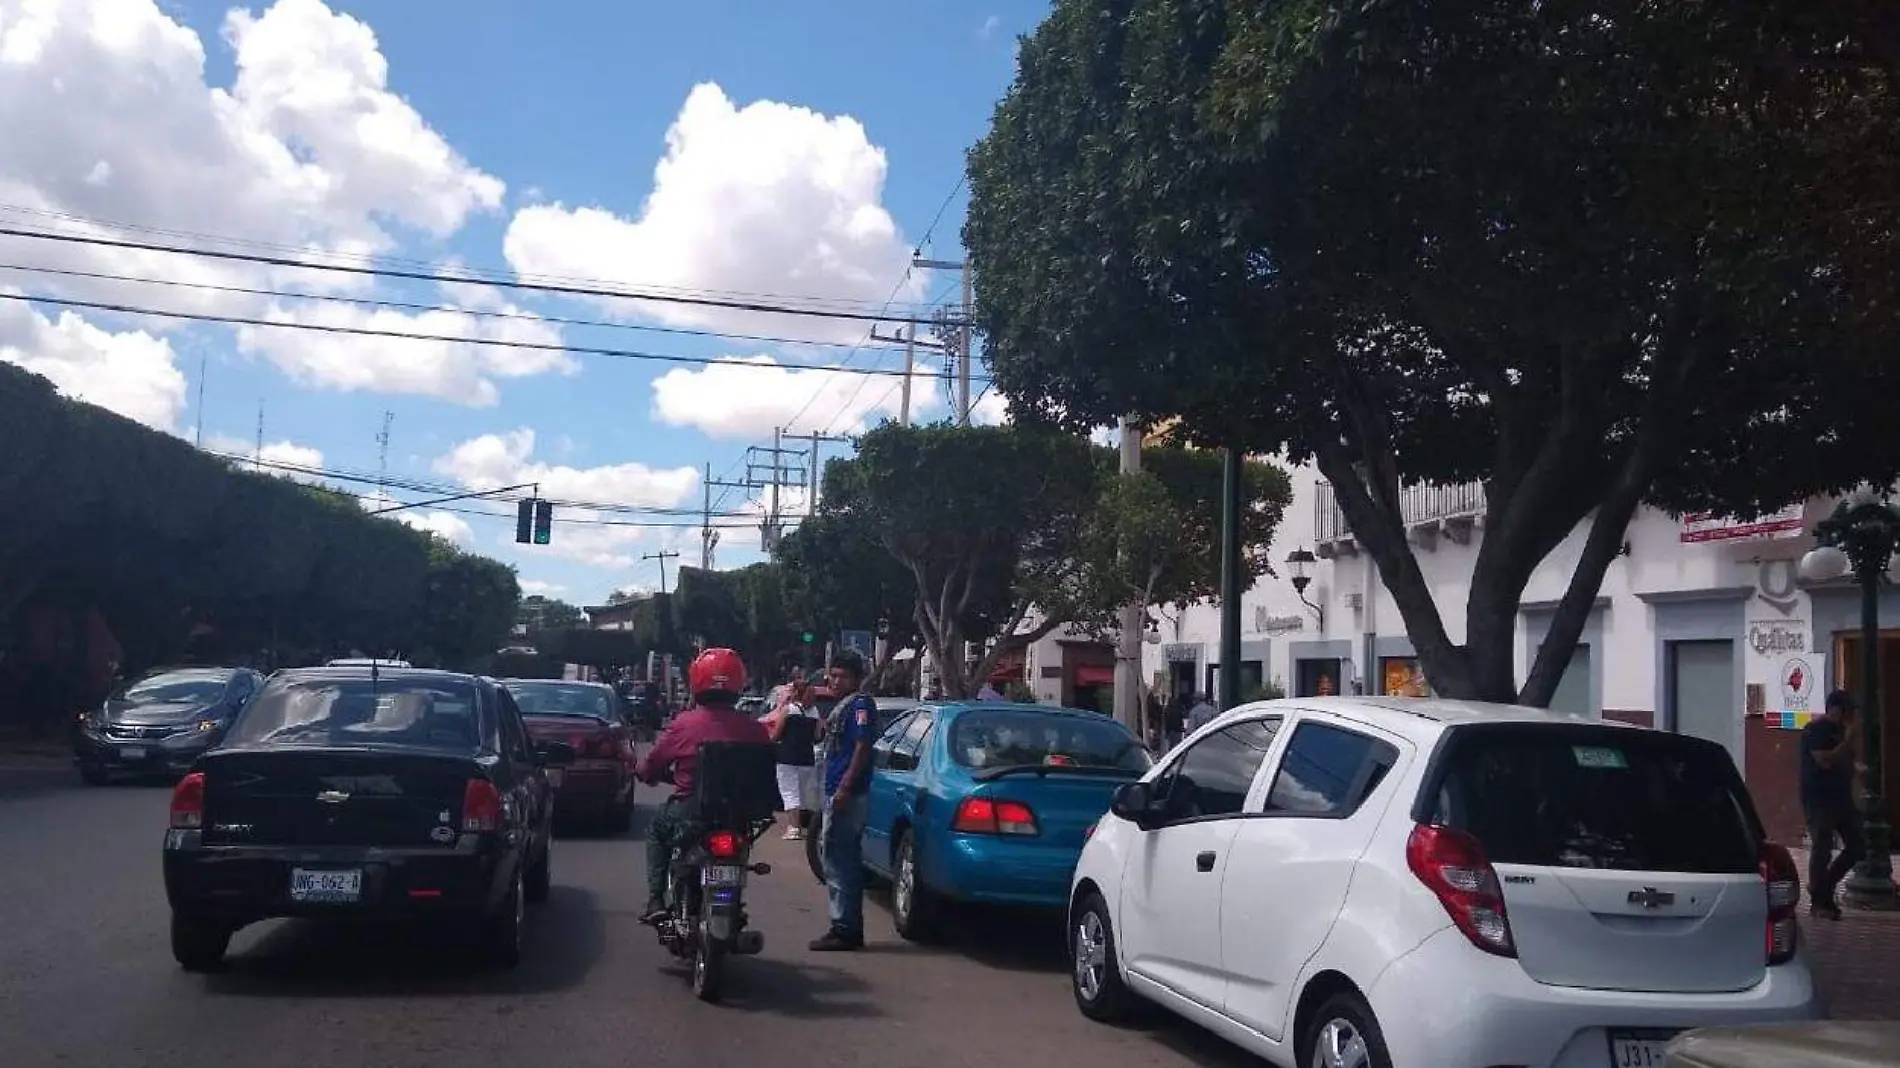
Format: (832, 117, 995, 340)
(1286, 548, 1325, 630)
(1799, 495, 1900, 907)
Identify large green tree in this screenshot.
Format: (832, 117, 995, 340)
(966, 0, 1900, 703)
(775, 511, 926, 681)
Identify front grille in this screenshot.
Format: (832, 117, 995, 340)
(105, 724, 185, 741)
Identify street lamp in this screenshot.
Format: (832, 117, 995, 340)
(1286, 547, 1325, 630)
(1799, 493, 1900, 908)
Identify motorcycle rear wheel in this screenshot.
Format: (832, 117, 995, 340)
(691, 925, 726, 1002)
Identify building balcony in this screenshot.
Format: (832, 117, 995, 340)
(1314, 480, 1486, 556)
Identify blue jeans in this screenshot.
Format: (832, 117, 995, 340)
(820, 791, 869, 938)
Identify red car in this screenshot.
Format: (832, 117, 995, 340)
(501, 679, 637, 832)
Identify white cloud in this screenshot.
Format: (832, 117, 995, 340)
(0, 0, 560, 404)
(0, 292, 184, 430)
(437, 429, 699, 570)
(519, 579, 565, 596)
(969, 387, 1011, 428)
(231, 292, 574, 405)
(980, 15, 1001, 40)
(202, 433, 326, 476)
(502, 82, 924, 344)
(650, 353, 940, 440)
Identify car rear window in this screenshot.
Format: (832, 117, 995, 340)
(1419, 724, 1760, 874)
(227, 679, 485, 752)
(949, 709, 1152, 773)
(505, 682, 614, 723)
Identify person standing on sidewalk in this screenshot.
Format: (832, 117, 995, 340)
(1802, 689, 1866, 920)
(812, 651, 876, 951)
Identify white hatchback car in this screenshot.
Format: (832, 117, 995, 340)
(1067, 697, 1822, 1068)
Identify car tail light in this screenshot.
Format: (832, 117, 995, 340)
(952, 797, 1039, 836)
(1406, 824, 1515, 957)
(462, 779, 503, 833)
(705, 830, 741, 859)
(170, 772, 206, 829)
(1761, 841, 1801, 965)
(593, 735, 621, 759)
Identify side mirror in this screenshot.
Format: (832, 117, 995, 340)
(1111, 781, 1158, 828)
(536, 739, 577, 767)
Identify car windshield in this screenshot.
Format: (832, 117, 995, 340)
(226, 678, 484, 751)
(119, 672, 228, 705)
(949, 709, 1152, 773)
(1423, 724, 1760, 874)
(506, 682, 614, 722)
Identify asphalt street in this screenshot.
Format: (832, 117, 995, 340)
(0, 768, 1259, 1068)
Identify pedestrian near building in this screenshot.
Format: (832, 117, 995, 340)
(766, 676, 820, 840)
(812, 651, 876, 951)
(1185, 692, 1218, 734)
(1801, 689, 1866, 920)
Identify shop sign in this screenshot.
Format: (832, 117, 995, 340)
(1162, 643, 1200, 663)
(1747, 620, 1809, 660)
(1680, 505, 1804, 544)
(1253, 608, 1304, 634)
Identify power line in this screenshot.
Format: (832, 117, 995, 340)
(0, 225, 948, 326)
(0, 290, 985, 382)
(0, 260, 914, 355)
(0, 202, 933, 313)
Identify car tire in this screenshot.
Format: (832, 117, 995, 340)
(1304, 992, 1392, 1068)
(1070, 892, 1137, 1023)
(170, 913, 231, 972)
(78, 762, 109, 786)
(806, 811, 826, 885)
(484, 868, 525, 969)
(891, 830, 939, 943)
(524, 838, 552, 905)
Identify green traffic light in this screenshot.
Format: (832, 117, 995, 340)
(801, 632, 814, 644)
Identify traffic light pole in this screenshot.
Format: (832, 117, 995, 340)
(367, 481, 539, 515)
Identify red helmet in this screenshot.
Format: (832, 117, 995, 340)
(688, 647, 747, 700)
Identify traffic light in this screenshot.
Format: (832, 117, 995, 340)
(800, 631, 814, 645)
(515, 498, 533, 544)
(533, 500, 553, 545)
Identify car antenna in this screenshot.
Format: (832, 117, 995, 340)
(370, 657, 380, 696)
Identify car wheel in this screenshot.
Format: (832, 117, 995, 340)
(891, 830, 939, 942)
(484, 868, 525, 969)
(1070, 892, 1137, 1022)
(806, 811, 826, 884)
(170, 912, 231, 972)
(524, 838, 552, 904)
(1304, 993, 1392, 1068)
(78, 762, 109, 786)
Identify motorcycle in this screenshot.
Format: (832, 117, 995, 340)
(647, 740, 782, 1003)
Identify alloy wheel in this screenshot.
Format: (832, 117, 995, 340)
(895, 840, 916, 921)
(1309, 1018, 1370, 1068)
(1073, 910, 1107, 1002)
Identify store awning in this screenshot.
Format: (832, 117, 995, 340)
(1073, 664, 1114, 687)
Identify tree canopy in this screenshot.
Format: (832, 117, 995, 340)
(0, 363, 521, 690)
(966, 0, 1900, 702)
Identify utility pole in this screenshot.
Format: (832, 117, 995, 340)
(253, 399, 264, 471)
(1115, 417, 1145, 737)
(193, 351, 207, 448)
(784, 431, 851, 515)
(376, 411, 393, 498)
(745, 433, 807, 552)
(871, 325, 945, 426)
(700, 464, 748, 569)
(914, 256, 970, 424)
(642, 550, 681, 594)
(1218, 447, 1244, 709)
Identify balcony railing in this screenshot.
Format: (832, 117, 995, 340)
(1315, 480, 1486, 544)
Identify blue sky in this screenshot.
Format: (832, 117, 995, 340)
(0, 0, 1048, 605)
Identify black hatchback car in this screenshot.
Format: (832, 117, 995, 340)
(75, 666, 263, 784)
(162, 667, 573, 971)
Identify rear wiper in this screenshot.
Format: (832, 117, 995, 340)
(971, 763, 1134, 782)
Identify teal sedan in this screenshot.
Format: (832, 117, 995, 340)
(860, 702, 1152, 941)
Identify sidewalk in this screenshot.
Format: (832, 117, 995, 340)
(0, 725, 69, 770)
(1791, 846, 1900, 1020)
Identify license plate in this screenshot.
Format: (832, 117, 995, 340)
(1608, 1030, 1676, 1068)
(702, 865, 744, 886)
(290, 868, 363, 903)
(118, 746, 146, 760)
(545, 767, 565, 787)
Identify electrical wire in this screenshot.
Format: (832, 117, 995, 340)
(0, 291, 986, 381)
(0, 260, 910, 355)
(0, 225, 946, 326)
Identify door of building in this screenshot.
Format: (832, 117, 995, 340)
(1668, 639, 1739, 769)
(1295, 658, 1342, 698)
(1546, 644, 1593, 716)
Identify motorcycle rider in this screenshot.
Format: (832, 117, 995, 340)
(634, 647, 772, 924)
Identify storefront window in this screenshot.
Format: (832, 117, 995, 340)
(1381, 657, 1429, 697)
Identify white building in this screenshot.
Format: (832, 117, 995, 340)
(1142, 462, 1895, 844)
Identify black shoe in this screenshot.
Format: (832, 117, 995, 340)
(640, 900, 669, 925)
(1810, 901, 1843, 921)
(809, 929, 863, 952)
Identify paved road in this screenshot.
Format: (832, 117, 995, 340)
(0, 776, 1259, 1068)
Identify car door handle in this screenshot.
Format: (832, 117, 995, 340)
(1196, 851, 1217, 872)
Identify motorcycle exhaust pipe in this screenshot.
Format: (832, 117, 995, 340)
(733, 930, 765, 955)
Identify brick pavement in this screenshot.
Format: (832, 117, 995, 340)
(1792, 846, 1900, 1020)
